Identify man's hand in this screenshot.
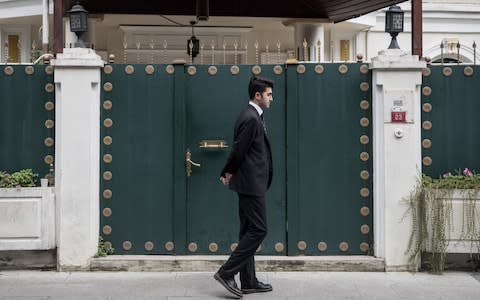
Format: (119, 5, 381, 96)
(220, 173, 232, 186)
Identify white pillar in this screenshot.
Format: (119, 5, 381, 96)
(370, 49, 426, 271)
(293, 23, 325, 62)
(42, 0, 49, 51)
(52, 48, 104, 271)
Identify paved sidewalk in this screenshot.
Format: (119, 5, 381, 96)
(0, 271, 479, 300)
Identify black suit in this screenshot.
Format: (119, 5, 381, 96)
(219, 104, 272, 287)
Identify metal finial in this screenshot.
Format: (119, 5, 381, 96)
(200, 40, 205, 65)
(150, 39, 155, 64)
(233, 40, 238, 65)
(211, 40, 215, 65)
(317, 40, 321, 62)
(303, 38, 308, 61)
(189, 40, 194, 65)
(244, 40, 248, 64)
(254, 40, 259, 65)
(277, 40, 281, 64)
(265, 40, 270, 64)
(223, 39, 227, 65)
(163, 40, 168, 64)
(136, 41, 141, 63)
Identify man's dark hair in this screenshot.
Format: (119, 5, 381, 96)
(248, 76, 274, 100)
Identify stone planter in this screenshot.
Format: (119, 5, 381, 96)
(425, 189, 480, 253)
(0, 187, 55, 250)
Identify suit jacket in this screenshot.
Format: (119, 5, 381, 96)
(221, 105, 273, 196)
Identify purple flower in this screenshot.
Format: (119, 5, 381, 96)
(442, 172, 452, 178)
(463, 168, 473, 177)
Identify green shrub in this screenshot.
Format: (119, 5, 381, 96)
(0, 169, 38, 188)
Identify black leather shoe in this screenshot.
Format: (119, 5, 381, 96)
(241, 281, 273, 294)
(214, 272, 243, 299)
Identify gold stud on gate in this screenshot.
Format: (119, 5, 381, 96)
(359, 135, 369, 145)
(274, 242, 284, 253)
(359, 100, 369, 110)
(45, 83, 54, 93)
(422, 156, 432, 166)
(103, 65, 113, 74)
(442, 67, 452, 77)
(422, 139, 432, 149)
(45, 101, 55, 111)
(103, 100, 113, 110)
(297, 241, 307, 251)
(360, 242, 370, 252)
(360, 188, 370, 198)
(422, 86, 432, 96)
(252, 65, 262, 75)
(209, 242, 218, 253)
(123, 241, 132, 250)
(4, 66, 14, 76)
(103, 82, 113, 92)
(165, 241, 174, 251)
(359, 64, 369, 74)
(188, 242, 198, 252)
(273, 65, 283, 75)
(422, 121, 432, 130)
(45, 66, 54, 75)
(102, 207, 112, 217)
(103, 189, 112, 199)
(187, 66, 197, 76)
(145, 65, 155, 75)
(165, 65, 175, 75)
(360, 117, 370, 127)
(317, 242, 327, 252)
(103, 154, 113, 163)
(44, 137, 54, 147)
(360, 224, 370, 234)
(230, 65, 240, 75)
(145, 241, 154, 251)
(104, 241, 112, 250)
(296, 65, 306, 74)
(103, 225, 112, 235)
(422, 103, 432, 113)
(44, 155, 54, 165)
(338, 64, 348, 74)
(422, 68, 431, 77)
(360, 206, 370, 216)
(360, 170, 369, 180)
(464, 66, 474, 77)
(339, 242, 349, 252)
(45, 120, 54, 129)
(360, 152, 370, 162)
(103, 136, 113, 145)
(314, 64, 324, 74)
(25, 66, 34, 75)
(230, 243, 238, 252)
(103, 118, 113, 128)
(359, 82, 369, 92)
(124, 65, 135, 75)
(208, 66, 218, 75)
(103, 171, 113, 181)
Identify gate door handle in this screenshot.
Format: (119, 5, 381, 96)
(186, 148, 201, 177)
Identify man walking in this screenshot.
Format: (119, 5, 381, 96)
(214, 76, 274, 299)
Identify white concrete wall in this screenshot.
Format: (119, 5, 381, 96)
(53, 48, 103, 271)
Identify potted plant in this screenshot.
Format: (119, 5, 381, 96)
(0, 169, 38, 188)
(405, 168, 480, 273)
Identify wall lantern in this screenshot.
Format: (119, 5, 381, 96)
(68, 1, 88, 48)
(187, 21, 200, 60)
(385, 5, 404, 49)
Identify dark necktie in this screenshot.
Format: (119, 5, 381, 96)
(261, 114, 267, 134)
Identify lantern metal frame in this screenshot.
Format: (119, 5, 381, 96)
(385, 5, 404, 49)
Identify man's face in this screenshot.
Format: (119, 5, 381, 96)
(255, 87, 273, 110)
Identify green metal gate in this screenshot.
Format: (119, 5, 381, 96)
(0, 65, 55, 179)
(100, 63, 372, 256)
(421, 65, 480, 177)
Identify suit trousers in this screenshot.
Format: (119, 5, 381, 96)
(219, 193, 267, 286)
